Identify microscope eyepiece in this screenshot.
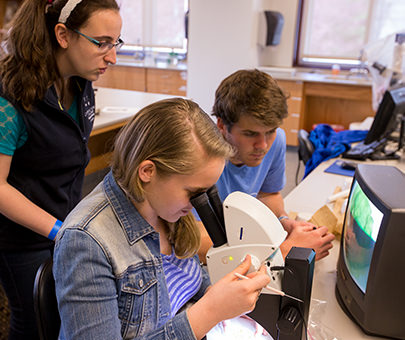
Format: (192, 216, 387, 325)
(190, 188, 227, 247)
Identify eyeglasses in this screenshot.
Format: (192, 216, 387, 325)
(72, 28, 124, 52)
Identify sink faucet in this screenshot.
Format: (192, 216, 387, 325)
(347, 49, 369, 78)
(348, 67, 369, 79)
(133, 44, 145, 61)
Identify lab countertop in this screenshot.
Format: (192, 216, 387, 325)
(115, 54, 187, 71)
(114, 55, 371, 86)
(93, 87, 178, 131)
(258, 66, 372, 86)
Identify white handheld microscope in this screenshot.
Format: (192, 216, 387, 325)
(191, 185, 315, 340)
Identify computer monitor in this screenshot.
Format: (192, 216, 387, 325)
(336, 164, 405, 339)
(364, 84, 405, 145)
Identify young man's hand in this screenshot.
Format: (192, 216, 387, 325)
(279, 217, 315, 234)
(280, 224, 335, 260)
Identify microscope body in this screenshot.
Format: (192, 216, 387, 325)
(206, 191, 287, 292)
(191, 189, 315, 340)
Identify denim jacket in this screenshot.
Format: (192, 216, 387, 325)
(54, 171, 211, 340)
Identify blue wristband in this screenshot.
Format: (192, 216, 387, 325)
(48, 219, 63, 240)
(278, 215, 289, 222)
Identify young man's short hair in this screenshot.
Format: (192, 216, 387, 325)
(212, 69, 289, 130)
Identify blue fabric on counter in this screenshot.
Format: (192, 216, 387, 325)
(304, 124, 368, 178)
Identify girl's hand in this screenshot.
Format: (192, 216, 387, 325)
(208, 255, 270, 319)
(188, 255, 271, 339)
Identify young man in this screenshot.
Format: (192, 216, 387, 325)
(198, 69, 335, 262)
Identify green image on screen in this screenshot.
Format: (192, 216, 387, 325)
(350, 184, 374, 239)
(343, 181, 383, 292)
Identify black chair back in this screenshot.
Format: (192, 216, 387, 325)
(33, 257, 60, 340)
(296, 129, 315, 184)
(298, 129, 314, 165)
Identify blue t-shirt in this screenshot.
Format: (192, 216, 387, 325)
(216, 128, 287, 201)
(193, 128, 286, 221)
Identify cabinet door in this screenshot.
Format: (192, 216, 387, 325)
(303, 82, 373, 131)
(277, 80, 304, 146)
(146, 69, 187, 96)
(93, 65, 146, 92)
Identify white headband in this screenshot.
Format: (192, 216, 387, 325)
(58, 0, 83, 24)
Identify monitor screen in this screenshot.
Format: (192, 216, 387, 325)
(342, 179, 384, 293)
(364, 85, 405, 145)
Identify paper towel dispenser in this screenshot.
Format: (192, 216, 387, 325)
(258, 11, 284, 46)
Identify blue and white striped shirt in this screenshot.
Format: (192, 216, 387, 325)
(161, 251, 202, 316)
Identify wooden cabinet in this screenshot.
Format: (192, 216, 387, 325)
(275, 79, 373, 146)
(93, 65, 146, 92)
(93, 65, 187, 96)
(146, 68, 187, 96)
(303, 82, 373, 132)
(277, 80, 304, 146)
(86, 122, 126, 175)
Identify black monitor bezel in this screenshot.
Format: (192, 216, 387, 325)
(339, 169, 390, 303)
(336, 164, 405, 339)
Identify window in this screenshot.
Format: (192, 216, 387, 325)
(117, 0, 188, 53)
(295, 0, 405, 68)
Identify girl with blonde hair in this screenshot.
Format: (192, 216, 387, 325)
(54, 98, 270, 339)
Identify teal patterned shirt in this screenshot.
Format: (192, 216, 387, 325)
(0, 96, 79, 156)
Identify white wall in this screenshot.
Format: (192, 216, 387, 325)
(258, 0, 300, 68)
(187, 0, 260, 113)
(187, 0, 299, 114)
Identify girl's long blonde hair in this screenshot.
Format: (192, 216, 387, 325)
(112, 98, 234, 258)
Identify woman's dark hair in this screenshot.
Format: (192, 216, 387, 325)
(0, 0, 119, 110)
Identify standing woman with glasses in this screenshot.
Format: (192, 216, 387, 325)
(0, 0, 122, 338)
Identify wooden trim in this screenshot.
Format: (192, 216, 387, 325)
(90, 121, 127, 136)
(292, 0, 304, 67)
